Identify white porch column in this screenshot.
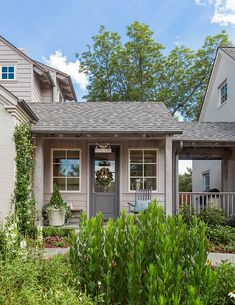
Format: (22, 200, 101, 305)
(33, 136, 44, 214)
(165, 136, 173, 216)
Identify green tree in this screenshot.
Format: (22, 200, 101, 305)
(179, 167, 192, 192)
(78, 23, 232, 120)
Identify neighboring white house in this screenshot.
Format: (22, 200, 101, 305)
(193, 47, 235, 193)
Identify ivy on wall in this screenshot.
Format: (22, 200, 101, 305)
(13, 123, 36, 236)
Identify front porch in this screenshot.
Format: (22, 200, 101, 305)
(179, 192, 235, 217)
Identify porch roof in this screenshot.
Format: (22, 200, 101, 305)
(174, 122, 235, 142)
(27, 101, 182, 135)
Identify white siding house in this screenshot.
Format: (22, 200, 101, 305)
(193, 48, 235, 192)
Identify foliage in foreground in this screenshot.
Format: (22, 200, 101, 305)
(0, 254, 100, 305)
(179, 206, 235, 253)
(70, 202, 216, 305)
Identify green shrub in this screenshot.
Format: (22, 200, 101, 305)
(44, 185, 72, 220)
(212, 262, 235, 305)
(0, 253, 100, 305)
(206, 226, 235, 245)
(199, 207, 226, 226)
(179, 204, 195, 226)
(70, 202, 216, 305)
(227, 214, 235, 227)
(42, 227, 72, 237)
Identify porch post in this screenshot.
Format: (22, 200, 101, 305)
(172, 151, 179, 215)
(165, 136, 173, 216)
(33, 136, 44, 221)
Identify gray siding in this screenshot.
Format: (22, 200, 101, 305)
(32, 73, 41, 103)
(0, 41, 32, 102)
(41, 138, 166, 215)
(192, 160, 221, 192)
(41, 87, 53, 103)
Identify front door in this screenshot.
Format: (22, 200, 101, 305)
(90, 145, 120, 219)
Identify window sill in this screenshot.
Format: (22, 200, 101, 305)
(217, 100, 228, 111)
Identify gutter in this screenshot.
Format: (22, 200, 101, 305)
(18, 100, 39, 123)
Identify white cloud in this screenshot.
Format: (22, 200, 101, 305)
(43, 50, 88, 92)
(194, 0, 235, 25)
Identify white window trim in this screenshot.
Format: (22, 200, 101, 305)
(202, 171, 210, 192)
(217, 79, 228, 109)
(51, 148, 81, 193)
(0, 64, 17, 81)
(128, 148, 159, 192)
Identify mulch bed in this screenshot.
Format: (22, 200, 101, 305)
(43, 236, 70, 248)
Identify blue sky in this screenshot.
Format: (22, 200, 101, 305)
(1, 0, 235, 100)
(1, 0, 235, 173)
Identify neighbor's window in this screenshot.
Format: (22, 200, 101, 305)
(203, 172, 210, 192)
(1, 66, 15, 80)
(129, 149, 158, 191)
(220, 82, 227, 105)
(52, 150, 80, 191)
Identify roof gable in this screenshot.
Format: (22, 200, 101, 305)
(199, 47, 235, 121)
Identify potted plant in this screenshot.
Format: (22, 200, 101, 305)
(44, 185, 71, 226)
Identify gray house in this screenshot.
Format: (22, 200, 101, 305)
(0, 37, 235, 224)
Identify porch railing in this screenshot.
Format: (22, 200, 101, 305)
(179, 192, 235, 217)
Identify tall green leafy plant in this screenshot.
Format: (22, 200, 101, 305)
(70, 202, 216, 304)
(13, 123, 36, 236)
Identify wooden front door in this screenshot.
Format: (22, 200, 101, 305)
(90, 146, 120, 219)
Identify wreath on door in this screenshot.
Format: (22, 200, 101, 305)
(96, 167, 113, 187)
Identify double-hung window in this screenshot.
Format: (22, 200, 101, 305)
(220, 82, 227, 105)
(52, 149, 80, 191)
(203, 172, 210, 192)
(129, 149, 158, 191)
(1, 66, 15, 80)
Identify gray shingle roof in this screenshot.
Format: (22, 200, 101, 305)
(221, 47, 235, 60)
(174, 122, 235, 142)
(27, 101, 182, 134)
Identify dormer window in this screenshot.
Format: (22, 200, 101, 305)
(220, 82, 227, 105)
(1, 66, 15, 80)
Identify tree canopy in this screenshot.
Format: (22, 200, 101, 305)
(77, 22, 232, 121)
(179, 167, 192, 192)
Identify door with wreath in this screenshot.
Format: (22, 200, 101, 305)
(90, 145, 120, 219)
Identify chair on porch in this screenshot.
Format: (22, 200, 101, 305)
(127, 189, 152, 214)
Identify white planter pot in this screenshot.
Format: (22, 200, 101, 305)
(48, 209, 66, 226)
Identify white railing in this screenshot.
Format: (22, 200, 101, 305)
(179, 192, 235, 217)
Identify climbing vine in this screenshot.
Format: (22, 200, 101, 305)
(13, 123, 36, 236)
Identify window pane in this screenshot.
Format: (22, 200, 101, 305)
(53, 164, 66, 177)
(130, 150, 143, 163)
(144, 150, 156, 163)
(8, 66, 14, 72)
(67, 150, 79, 159)
(2, 73, 7, 79)
(67, 160, 80, 177)
(67, 178, 79, 191)
(2, 67, 7, 72)
(53, 178, 66, 191)
(53, 150, 66, 163)
(130, 164, 143, 176)
(144, 164, 156, 176)
(130, 178, 143, 190)
(144, 178, 156, 190)
(8, 73, 14, 79)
